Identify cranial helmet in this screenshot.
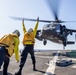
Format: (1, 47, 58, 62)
(28, 28, 33, 33)
(13, 30, 20, 37)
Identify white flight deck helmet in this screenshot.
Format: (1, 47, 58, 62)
(13, 30, 20, 37)
(28, 28, 33, 33)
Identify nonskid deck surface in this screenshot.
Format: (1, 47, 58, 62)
(0, 50, 76, 75)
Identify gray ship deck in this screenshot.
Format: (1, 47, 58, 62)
(0, 50, 76, 75)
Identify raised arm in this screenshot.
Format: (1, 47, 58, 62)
(33, 17, 39, 37)
(22, 19, 27, 34)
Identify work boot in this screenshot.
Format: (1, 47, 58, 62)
(15, 66, 22, 75)
(15, 66, 23, 75)
(15, 71, 22, 75)
(33, 64, 36, 71)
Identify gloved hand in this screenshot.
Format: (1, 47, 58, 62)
(22, 18, 24, 23)
(37, 17, 39, 22)
(17, 60, 19, 63)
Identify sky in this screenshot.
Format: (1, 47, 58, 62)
(0, 0, 76, 50)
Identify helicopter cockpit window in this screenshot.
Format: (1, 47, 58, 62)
(47, 24, 50, 27)
(55, 24, 60, 33)
(43, 24, 50, 28)
(43, 24, 49, 27)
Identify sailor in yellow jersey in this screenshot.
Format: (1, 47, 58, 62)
(0, 30, 20, 75)
(15, 17, 39, 75)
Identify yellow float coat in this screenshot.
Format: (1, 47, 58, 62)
(0, 34, 20, 62)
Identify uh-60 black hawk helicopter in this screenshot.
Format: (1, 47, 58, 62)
(10, 0, 76, 49)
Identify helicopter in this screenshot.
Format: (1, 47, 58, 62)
(10, 0, 76, 49)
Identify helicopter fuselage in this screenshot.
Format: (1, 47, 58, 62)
(41, 23, 66, 44)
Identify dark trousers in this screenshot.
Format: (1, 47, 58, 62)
(0, 46, 6, 67)
(0, 46, 10, 75)
(3, 56, 10, 75)
(19, 45, 36, 71)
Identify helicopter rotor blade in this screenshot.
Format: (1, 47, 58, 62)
(10, 16, 76, 23)
(10, 16, 53, 23)
(46, 0, 60, 21)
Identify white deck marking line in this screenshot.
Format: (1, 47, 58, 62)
(72, 65, 76, 68)
(44, 51, 59, 75)
(36, 56, 53, 59)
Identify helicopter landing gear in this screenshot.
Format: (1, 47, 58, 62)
(43, 39, 47, 45)
(63, 41, 66, 49)
(63, 46, 65, 49)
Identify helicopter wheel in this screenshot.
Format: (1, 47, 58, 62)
(63, 41, 66, 48)
(63, 46, 65, 49)
(43, 39, 47, 45)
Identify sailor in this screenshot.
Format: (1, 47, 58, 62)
(15, 17, 39, 75)
(0, 30, 20, 75)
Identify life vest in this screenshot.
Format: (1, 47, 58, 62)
(0, 34, 18, 57)
(23, 32, 35, 45)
